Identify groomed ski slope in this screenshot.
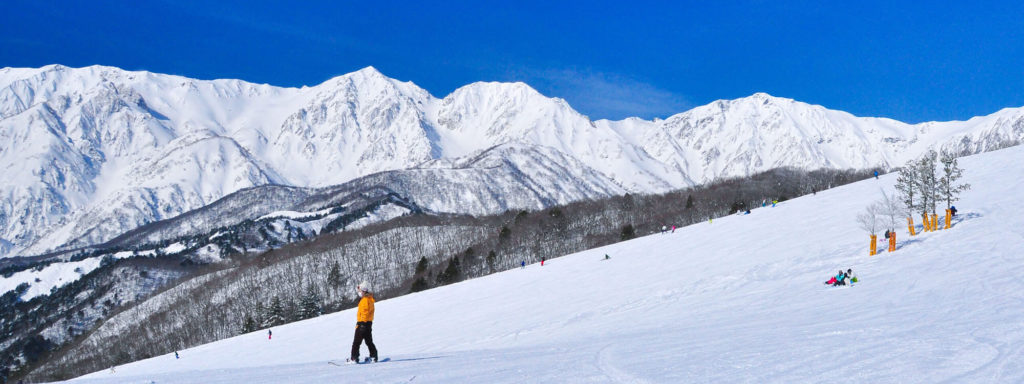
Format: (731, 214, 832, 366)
(71, 146, 1024, 383)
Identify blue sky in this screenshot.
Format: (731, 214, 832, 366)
(2, 1, 1022, 122)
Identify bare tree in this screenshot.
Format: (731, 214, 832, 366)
(878, 190, 903, 234)
(857, 200, 883, 236)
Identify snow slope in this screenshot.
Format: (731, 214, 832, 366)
(70, 145, 1024, 383)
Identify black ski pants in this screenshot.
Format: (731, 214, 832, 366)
(350, 321, 378, 360)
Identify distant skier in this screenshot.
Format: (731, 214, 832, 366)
(772, 200, 778, 207)
(604, 254, 610, 260)
(884, 229, 891, 239)
(671, 225, 676, 233)
(268, 329, 272, 340)
(950, 206, 958, 216)
(846, 268, 857, 284)
(175, 351, 179, 359)
(541, 257, 546, 266)
(520, 260, 525, 269)
(349, 281, 378, 364)
(744, 210, 751, 215)
(661, 225, 667, 234)
(874, 170, 879, 179)
(762, 199, 766, 207)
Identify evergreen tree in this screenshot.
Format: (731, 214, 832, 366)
(915, 149, 938, 216)
(938, 149, 971, 209)
(253, 301, 266, 327)
(436, 257, 462, 285)
(241, 314, 258, 334)
(486, 250, 497, 273)
(262, 296, 286, 328)
(410, 276, 429, 293)
(327, 261, 343, 289)
(620, 224, 636, 241)
(298, 284, 322, 320)
(415, 256, 428, 275)
(895, 161, 918, 217)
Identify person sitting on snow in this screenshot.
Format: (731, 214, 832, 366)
(825, 270, 843, 285)
(846, 268, 857, 284)
(833, 270, 846, 286)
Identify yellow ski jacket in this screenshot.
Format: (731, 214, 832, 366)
(357, 293, 375, 323)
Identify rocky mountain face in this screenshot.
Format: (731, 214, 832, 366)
(1, 65, 1022, 259)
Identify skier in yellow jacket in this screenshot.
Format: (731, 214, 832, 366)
(349, 281, 378, 363)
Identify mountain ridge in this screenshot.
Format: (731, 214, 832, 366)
(1, 64, 1022, 258)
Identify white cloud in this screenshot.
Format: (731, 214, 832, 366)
(515, 68, 692, 120)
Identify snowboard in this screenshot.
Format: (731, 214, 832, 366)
(825, 283, 856, 289)
(329, 357, 390, 366)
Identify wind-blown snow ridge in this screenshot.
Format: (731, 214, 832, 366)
(74, 145, 1024, 383)
(1, 64, 1022, 258)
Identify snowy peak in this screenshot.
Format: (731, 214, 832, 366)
(435, 81, 596, 158)
(1, 64, 1024, 259)
(657, 92, 908, 181)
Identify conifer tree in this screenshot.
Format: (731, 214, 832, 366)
(895, 161, 918, 217)
(410, 276, 429, 293)
(327, 261, 343, 289)
(415, 256, 428, 275)
(486, 250, 497, 273)
(620, 224, 636, 241)
(915, 149, 939, 216)
(262, 296, 286, 328)
(241, 314, 258, 334)
(298, 284, 322, 320)
(436, 257, 462, 285)
(938, 149, 970, 209)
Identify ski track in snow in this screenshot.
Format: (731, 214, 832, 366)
(64, 145, 1024, 383)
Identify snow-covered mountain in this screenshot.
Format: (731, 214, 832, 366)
(71, 145, 1024, 383)
(1, 64, 1022, 259)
